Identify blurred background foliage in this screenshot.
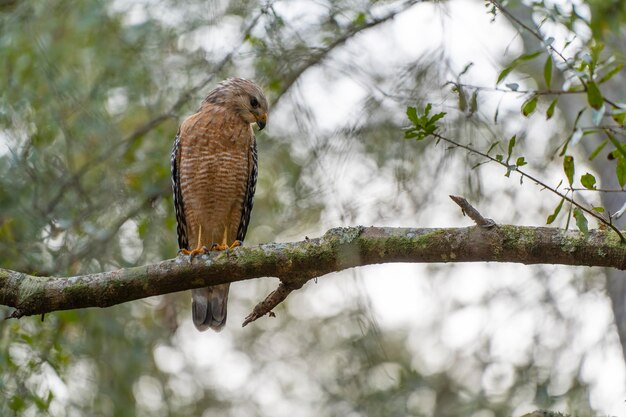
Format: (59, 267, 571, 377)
(1, 0, 625, 416)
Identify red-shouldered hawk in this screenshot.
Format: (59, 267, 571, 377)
(171, 78, 268, 332)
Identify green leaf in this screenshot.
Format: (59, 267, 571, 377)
(592, 206, 605, 213)
(522, 96, 538, 117)
(617, 157, 626, 188)
(506, 135, 516, 163)
(487, 141, 500, 155)
(613, 110, 626, 125)
(495, 154, 503, 162)
(588, 139, 608, 160)
(405, 104, 446, 141)
(580, 173, 596, 189)
(137, 217, 150, 238)
(547, 198, 565, 224)
(599, 63, 624, 84)
(544, 56, 553, 88)
(573, 208, 589, 235)
(9, 395, 25, 412)
(518, 50, 543, 62)
(353, 12, 367, 26)
(546, 98, 558, 120)
(606, 131, 626, 158)
(457, 86, 467, 111)
(429, 112, 447, 124)
(563, 155, 575, 186)
(589, 41, 604, 72)
(497, 67, 514, 84)
(406, 106, 418, 124)
(404, 129, 418, 139)
(586, 81, 603, 109)
(516, 156, 527, 166)
(497, 50, 542, 85)
(469, 90, 478, 115)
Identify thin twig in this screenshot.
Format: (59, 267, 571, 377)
(488, 0, 620, 109)
(272, 0, 420, 107)
(567, 187, 626, 193)
(433, 132, 625, 242)
(449, 195, 496, 227)
(242, 281, 304, 327)
(453, 82, 584, 96)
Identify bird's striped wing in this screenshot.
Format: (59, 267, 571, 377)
(236, 137, 258, 242)
(171, 132, 189, 250)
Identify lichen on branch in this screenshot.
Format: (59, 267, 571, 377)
(1, 224, 625, 325)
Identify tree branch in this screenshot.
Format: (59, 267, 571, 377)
(2, 224, 626, 324)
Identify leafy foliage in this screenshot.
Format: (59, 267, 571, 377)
(407, 0, 626, 240)
(404, 104, 446, 141)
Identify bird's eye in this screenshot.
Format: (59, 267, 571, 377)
(250, 97, 259, 108)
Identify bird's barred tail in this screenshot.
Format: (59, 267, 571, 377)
(191, 284, 230, 332)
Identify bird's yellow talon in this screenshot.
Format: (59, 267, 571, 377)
(179, 245, 209, 260)
(210, 243, 229, 251)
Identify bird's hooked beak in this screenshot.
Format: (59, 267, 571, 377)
(256, 113, 267, 130)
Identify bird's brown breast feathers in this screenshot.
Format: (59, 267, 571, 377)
(178, 104, 254, 247)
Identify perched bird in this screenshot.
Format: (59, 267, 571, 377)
(171, 78, 268, 331)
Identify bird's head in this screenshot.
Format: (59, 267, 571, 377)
(204, 78, 269, 130)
